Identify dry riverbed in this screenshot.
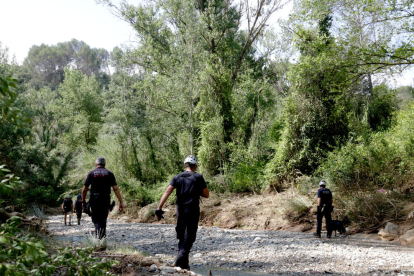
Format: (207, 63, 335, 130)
(46, 215, 414, 275)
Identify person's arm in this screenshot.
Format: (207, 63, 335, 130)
(61, 203, 64, 211)
(112, 185, 124, 212)
(157, 185, 174, 210)
(72, 202, 74, 213)
(201, 187, 209, 198)
(82, 186, 88, 206)
(318, 198, 321, 206)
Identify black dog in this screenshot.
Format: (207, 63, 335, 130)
(330, 220, 346, 236)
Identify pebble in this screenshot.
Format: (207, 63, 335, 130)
(149, 264, 158, 272)
(159, 266, 176, 273)
(47, 215, 414, 275)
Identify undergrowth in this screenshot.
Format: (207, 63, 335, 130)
(0, 216, 117, 276)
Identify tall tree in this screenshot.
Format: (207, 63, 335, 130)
(23, 40, 110, 90)
(57, 69, 104, 151)
(99, 0, 287, 176)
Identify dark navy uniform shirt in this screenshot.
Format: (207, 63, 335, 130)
(317, 187, 332, 206)
(169, 171, 207, 207)
(63, 198, 73, 209)
(84, 167, 117, 195)
(74, 200, 83, 213)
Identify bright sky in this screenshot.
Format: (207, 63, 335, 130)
(0, 0, 134, 63)
(0, 0, 412, 86)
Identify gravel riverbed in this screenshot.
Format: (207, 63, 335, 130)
(47, 215, 414, 275)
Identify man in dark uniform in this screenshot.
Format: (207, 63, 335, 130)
(155, 155, 209, 270)
(82, 157, 124, 239)
(313, 180, 333, 238)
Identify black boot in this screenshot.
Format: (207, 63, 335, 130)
(313, 233, 321, 238)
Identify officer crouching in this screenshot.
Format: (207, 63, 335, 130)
(82, 157, 124, 239)
(155, 155, 209, 270)
(313, 180, 333, 238)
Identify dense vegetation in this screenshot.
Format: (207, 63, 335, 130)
(1, 0, 414, 227)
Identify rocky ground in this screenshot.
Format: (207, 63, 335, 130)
(46, 215, 414, 276)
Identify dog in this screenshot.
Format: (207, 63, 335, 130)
(330, 220, 346, 236)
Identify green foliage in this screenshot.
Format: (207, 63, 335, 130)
(1, 0, 414, 229)
(0, 164, 116, 275)
(23, 39, 110, 90)
(57, 68, 103, 151)
(395, 85, 413, 109)
(0, 74, 30, 127)
(0, 217, 50, 276)
(320, 102, 414, 225)
(0, 217, 116, 276)
(321, 101, 414, 194)
(100, 0, 285, 178)
(0, 165, 24, 205)
(367, 85, 398, 131)
(212, 161, 266, 193)
(265, 28, 352, 183)
(335, 191, 408, 228)
(118, 180, 153, 207)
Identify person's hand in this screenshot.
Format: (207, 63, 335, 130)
(119, 202, 124, 212)
(155, 209, 165, 221)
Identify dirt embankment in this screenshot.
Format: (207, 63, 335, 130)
(112, 190, 414, 241)
(115, 191, 318, 233)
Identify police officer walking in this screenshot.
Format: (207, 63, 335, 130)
(155, 155, 209, 270)
(314, 180, 333, 238)
(82, 157, 124, 239)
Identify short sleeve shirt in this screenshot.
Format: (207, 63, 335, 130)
(169, 171, 207, 207)
(74, 200, 83, 212)
(63, 199, 73, 209)
(84, 167, 117, 195)
(317, 188, 332, 206)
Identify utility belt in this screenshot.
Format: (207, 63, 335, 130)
(89, 192, 110, 199)
(317, 205, 333, 213)
(84, 193, 111, 217)
(89, 193, 110, 206)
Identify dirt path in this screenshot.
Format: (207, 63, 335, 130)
(46, 215, 414, 275)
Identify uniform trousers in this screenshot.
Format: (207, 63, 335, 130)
(174, 206, 200, 268)
(90, 196, 110, 239)
(316, 206, 332, 237)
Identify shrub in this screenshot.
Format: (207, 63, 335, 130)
(118, 180, 153, 207)
(320, 102, 414, 226)
(284, 195, 312, 222)
(334, 191, 411, 228)
(321, 102, 414, 195)
(118, 177, 176, 208)
(228, 161, 265, 193)
(0, 217, 116, 276)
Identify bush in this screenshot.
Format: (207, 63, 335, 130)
(321, 102, 414, 195)
(118, 180, 153, 207)
(320, 102, 414, 226)
(228, 161, 265, 193)
(284, 195, 312, 222)
(118, 177, 176, 208)
(0, 217, 116, 276)
(334, 191, 411, 228)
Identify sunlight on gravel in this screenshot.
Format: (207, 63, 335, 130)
(47, 215, 414, 275)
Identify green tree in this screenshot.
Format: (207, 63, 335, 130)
(57, 68, 104, 151)
(22, 40, 110, 90)
(100, 0, 285, 177)
(264, 21, 353, 183)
